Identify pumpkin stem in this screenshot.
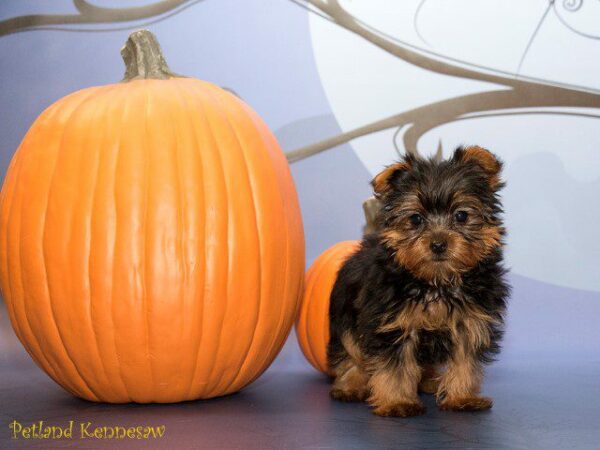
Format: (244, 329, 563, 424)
(121, 29, 178, 81)
(362, 196, 380, 235)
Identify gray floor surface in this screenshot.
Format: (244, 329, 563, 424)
(1, 274, 599, 449)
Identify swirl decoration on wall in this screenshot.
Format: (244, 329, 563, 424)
(285, 0, 600, 162)
(0, 0, 200, 35)
(1, 0, 598, 163)
(554, 0, 600, 39)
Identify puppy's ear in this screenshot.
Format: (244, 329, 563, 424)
(371, 160, 411, 198)
(453, 145, 503, 189)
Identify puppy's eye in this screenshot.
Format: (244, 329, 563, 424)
(409, 214, 424, 226)
(383, 205, 393, 212)
(454, 210, 468, 223)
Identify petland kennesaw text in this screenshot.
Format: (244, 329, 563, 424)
(9, 420, 166, 440)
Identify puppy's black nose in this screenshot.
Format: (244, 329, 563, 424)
(430, 241, 447, 254)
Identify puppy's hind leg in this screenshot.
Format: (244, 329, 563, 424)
(329, 333, 370, 402)
(330, 359, 370, 402)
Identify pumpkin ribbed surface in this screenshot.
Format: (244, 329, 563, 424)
(0, 76, 304, 403)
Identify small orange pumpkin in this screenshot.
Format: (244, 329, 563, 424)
(0, 30, 304, 403)
(295, 241, 360, 374)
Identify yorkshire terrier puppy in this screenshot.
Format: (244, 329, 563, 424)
(328, 146, 509, 417)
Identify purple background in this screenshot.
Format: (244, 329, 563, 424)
(0, 1, 599, 448)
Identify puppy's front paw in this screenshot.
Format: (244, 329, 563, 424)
(439, 396, 493, 411)
(372, 401, 426, 417)
(330, 387, 368, 402)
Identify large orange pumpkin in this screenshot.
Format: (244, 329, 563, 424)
(295, 241, 360, 375)
(0, 30, 304, 403)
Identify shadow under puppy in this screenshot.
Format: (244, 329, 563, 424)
(328, 146, 510, 417)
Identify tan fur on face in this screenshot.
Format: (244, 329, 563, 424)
(382, 223, 502, 285)
(379, 186, 503, 285)
(480, 224, 502, 252)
